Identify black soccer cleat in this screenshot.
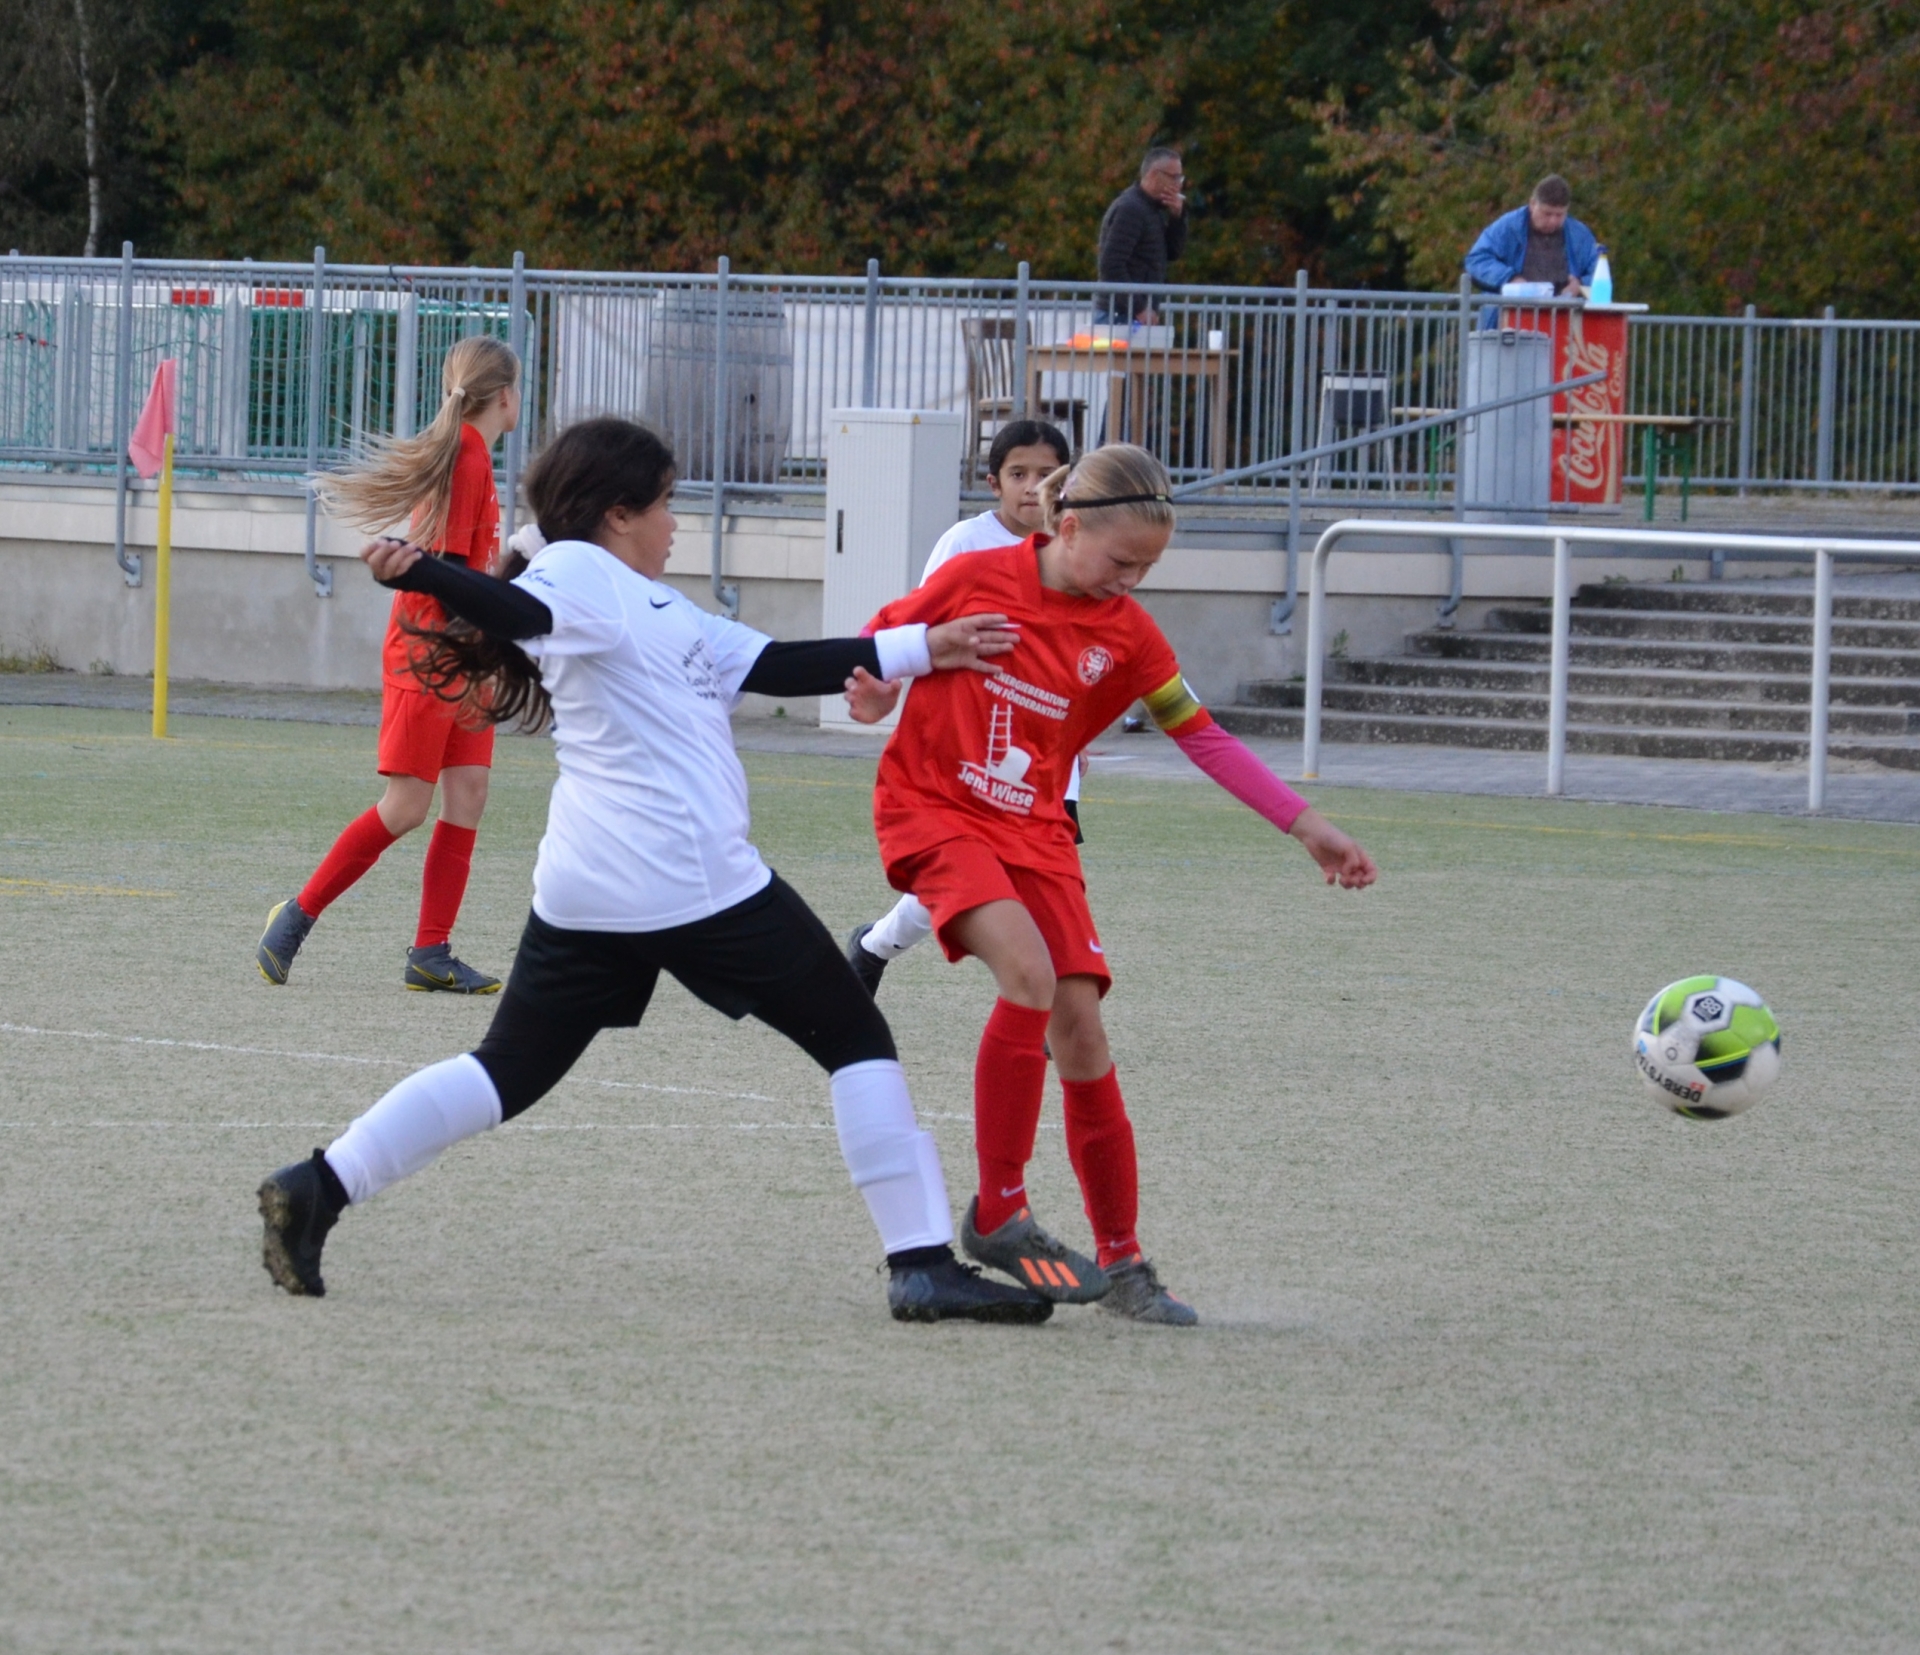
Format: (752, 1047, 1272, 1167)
(258, 1150, 344, 1297)
(256, 897, 315, 985)
(887, 1247, 1053, 1325)
(845, 923, 888, 996)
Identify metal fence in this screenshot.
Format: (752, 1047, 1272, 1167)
(5, 246, 1920, 525)
(1300, 519, 1920, 809)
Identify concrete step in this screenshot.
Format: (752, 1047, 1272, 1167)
(1296, 683, 1911, 736)
(1284, 659, 1920, 708)
(1488, 606, 1920, 649)
(1573, 582, 1920, 622)
(1211, 704, 1920, 769)
(1406, 631, 1920, 678)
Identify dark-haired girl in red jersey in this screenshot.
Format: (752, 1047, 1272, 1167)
(850, 443, 1377, 1324)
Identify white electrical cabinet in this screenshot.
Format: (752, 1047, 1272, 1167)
(819, 408, 965, 730)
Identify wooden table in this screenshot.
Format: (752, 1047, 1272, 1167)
(1024, 345, 1233, 473)
(1550, 413, 1732, 521)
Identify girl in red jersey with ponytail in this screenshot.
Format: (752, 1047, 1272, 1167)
(255, 335, 520, 994)
(850, 443, 1377, 1324)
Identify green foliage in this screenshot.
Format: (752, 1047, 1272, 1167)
(15, 0, 1917, 315)
(0, 643, 60, 673)
(137, 0, 1447, 281)
(1314, 0, 1920, 316)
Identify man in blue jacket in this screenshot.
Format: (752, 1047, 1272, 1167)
(1466, 175, 1598, 297)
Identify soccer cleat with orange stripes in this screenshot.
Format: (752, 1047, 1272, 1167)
(961, 1197, 1111, 1304)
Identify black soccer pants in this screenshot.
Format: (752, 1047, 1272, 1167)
(471, 876, 896, 1120)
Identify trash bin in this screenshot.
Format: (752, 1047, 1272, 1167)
(643, 288, 793, 485)
(1461, 328, 1551, 523)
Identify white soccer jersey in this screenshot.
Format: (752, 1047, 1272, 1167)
(513, 540, 776, 931)
(922, 509, 1025, 583)
(513, 541, 928, 930)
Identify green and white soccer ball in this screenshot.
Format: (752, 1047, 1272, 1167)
(1633, 976, 1782, 1119)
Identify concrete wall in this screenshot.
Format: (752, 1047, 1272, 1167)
(0, 476, 1722, 708)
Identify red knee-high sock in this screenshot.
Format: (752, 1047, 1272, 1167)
(973, 998, 1054, 1234)
(1062, 1066, 1141, 1268)
(297, 807, 399, 918)
(414, 820, 478, 949)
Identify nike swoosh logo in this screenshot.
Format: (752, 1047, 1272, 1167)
(1000, 1186, 1025, 1198)
(649, 598, 673, 609)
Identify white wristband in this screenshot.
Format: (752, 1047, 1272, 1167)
(873, 623, 932, 681)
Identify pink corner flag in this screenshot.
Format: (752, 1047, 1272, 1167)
(128, 358, 178, 479)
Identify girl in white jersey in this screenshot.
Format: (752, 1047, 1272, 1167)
(848, 420, 1072, 989)
(254, 418, 1050, 1325)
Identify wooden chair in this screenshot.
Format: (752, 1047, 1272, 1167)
(961, 318, 1086, 470)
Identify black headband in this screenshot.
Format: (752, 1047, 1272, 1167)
(1058, 492, 1172, 509)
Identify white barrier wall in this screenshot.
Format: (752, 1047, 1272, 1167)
(0, 478, 1713, 703)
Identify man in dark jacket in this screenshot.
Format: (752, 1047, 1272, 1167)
(1097, 148, 1187, 324)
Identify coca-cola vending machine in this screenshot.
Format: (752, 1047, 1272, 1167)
(1501, 302, 1649, 505)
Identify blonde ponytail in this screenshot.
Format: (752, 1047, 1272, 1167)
(1037, 443, 1175, 536)
(318, 335, 520, 546)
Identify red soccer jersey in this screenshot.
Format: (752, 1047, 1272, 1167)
(868, 536, 1207, 877)
(383, 422, 500, 694)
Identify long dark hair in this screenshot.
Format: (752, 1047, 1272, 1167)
(404, 419, 677, 731)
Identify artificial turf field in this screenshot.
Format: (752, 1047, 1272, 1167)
(2, 702, 1917, 1655)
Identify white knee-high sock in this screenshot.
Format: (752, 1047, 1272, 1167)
(862, 894, 935, 961)
(829, 1058, 953, 1253)
(324, 1053, 503, 1205)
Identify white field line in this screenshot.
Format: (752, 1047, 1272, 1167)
(0, 1022, 1009, 1132)
(0, 1113, 1000, 1130)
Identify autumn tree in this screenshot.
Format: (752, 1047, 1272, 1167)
(1315, 0, 1920, 316)
(144, 0, 1192, 273)
(0, 0, 161, 255)
(141, 0, 1450, 282)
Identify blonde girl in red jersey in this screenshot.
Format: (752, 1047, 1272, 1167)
(255, 336, 521, 994)
(850, 444, 1377, 1324)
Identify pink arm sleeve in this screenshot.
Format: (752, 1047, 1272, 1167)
(1171, 719, 1312, 833)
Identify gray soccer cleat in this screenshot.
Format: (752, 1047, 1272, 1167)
(256, 897, 315, 984)
(1098, 1256, 1198, 1326)
(961, 1196, 1110, 1304)
(258, 1151, 343, 1297)
(403, 943, 501, 995)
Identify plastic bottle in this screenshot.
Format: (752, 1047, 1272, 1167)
(1589, 247, 1614, 306)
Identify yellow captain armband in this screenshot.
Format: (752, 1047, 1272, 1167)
(1142, 671, 1207, 735)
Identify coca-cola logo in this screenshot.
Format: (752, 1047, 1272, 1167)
(1559, 314, 1623, 497)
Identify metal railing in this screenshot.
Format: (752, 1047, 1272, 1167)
(5, 246, 1920, 590)
(1300, 520, 1920, 810)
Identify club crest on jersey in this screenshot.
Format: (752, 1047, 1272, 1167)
(959, 703, 1036, 815)
(1077, 646, 1114, 686)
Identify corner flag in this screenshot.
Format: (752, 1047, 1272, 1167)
(129, 359, 178, 478)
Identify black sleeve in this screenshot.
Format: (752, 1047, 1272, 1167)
(739, 637, 883, 698)
(378, 551, 553, 640)
(1163, 203, 1188, 268)
(1098, 195, 1143, 284)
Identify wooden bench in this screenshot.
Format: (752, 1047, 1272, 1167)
(1551, 413, 1733, 521)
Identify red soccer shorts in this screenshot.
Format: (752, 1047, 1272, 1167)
(887, 836, 1110, 993)
(376, 685, 494, 782)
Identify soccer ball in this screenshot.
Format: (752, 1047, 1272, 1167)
(1633, 976, 1782, 1119)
